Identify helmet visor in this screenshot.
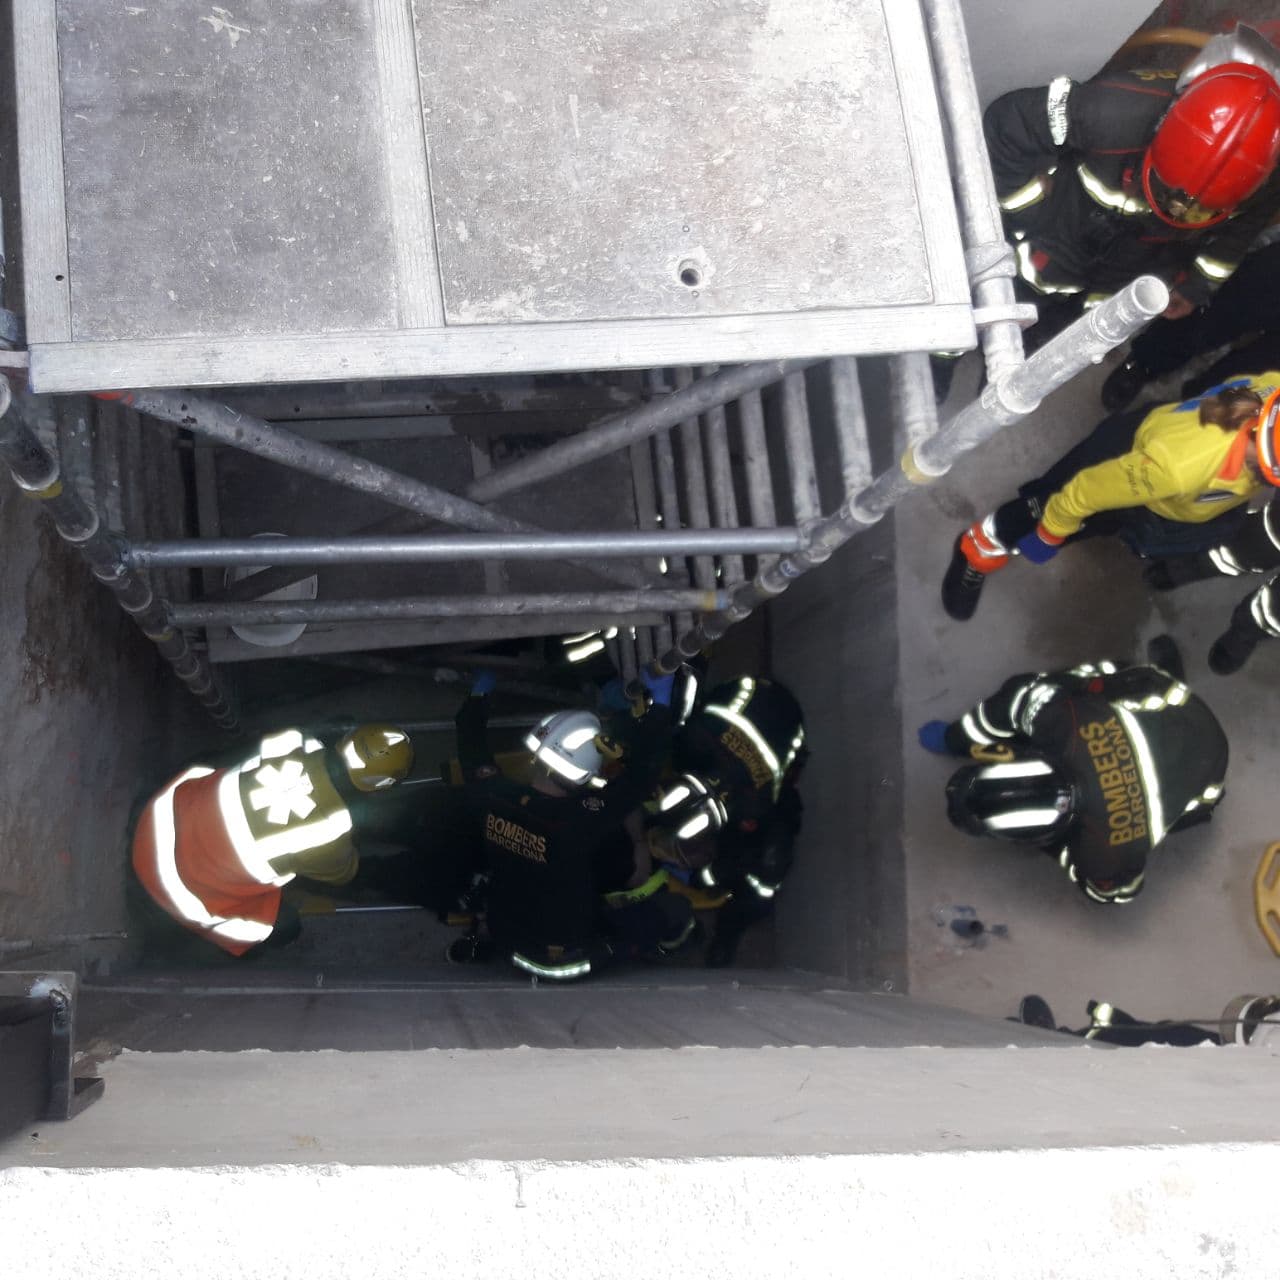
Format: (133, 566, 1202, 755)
(1143, 161, 1232, 229)
(945, 758, 1076, 843)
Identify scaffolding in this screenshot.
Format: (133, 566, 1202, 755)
(0, 0, 1168, 726)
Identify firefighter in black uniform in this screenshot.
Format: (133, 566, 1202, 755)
(653, 676, 807, 965)
(455, 670, 688, 980)
(984, 26, 1280, 350)
(919, 657, 1228, 904)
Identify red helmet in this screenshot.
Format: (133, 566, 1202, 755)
(1142, 62, 1280, 229)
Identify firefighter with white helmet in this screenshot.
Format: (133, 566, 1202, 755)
(131, 723, 414, 956)
(454, 669, 681, 981)
(919, 650, 1228, 904)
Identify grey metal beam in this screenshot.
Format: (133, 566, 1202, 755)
(700, 365, 745, 584)
(108, 388, 661, 592)
(828, 357, 873, 498)
(172, 587, 729, 628)
(675, 367, 718, 593)
(780, 370, 822, 523)
(466, 360, 819, 504)
(888, 353, 940, 454)
(921, 0, 1028, 383)
(129, 528, 804, 569)
(652, 277, 1170, 669)
(646, 371, 695, 639)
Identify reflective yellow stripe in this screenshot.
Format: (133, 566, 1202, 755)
(149, 768, 276, 945)
(1000, 177, 1047, 212)
(1015, 240, 1083, 295)
(603, 868, 670, 908)
(1193, 254, 1235, 281)
(1076, 163, 1148, 216)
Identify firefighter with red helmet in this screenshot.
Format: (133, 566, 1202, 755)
(984, 25, 1280, 350)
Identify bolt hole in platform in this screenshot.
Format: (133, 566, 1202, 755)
(678, 262, 702, 288)
(55, 273, 64, 282)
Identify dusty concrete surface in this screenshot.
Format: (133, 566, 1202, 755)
(4, 1039, 1278, 1169)
(0, 1144, 1272, 1280)
(898, 354, 1280, 1024)
(0, 479, 209, 974)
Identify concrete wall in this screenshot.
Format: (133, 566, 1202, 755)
(959, 0, 1156, 105)
(3, 1044, 1278, 1277)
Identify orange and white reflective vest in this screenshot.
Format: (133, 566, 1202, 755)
(132, 730, 357, 956)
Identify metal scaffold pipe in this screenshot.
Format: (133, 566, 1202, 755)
(466, 359, 822, 503)
(0, 377, 237, 728)
(652, 277, 1169, 671)
(127, 528, 805, 570)
(104, 389, 662, 593)
(921, 0, 1027, 384)
(172, 587, 729, 628)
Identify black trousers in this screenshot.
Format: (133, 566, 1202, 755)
(991, 406, 1247, 557)
(1129, 241, 1280, 377)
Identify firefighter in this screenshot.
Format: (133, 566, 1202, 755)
(455, 669, 684, 981)
(1012, 994, 1280, 1047)
(985, 25, 1280, 349)
(653, 676, 807, 965)
(131, 724, 414, 956)
(941, 377, 1280, 620)
(1102, 235, 1280, 411)
(649, 765, 803, 968)
(918, 653, 1228, 904)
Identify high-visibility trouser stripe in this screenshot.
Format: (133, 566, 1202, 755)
(1266, 502, 1280, 553)
(960, 514, 1011, 572)
(1250, 582, 1280, 637)
(148, 769, 275, 947)
(1209, 546, 1246, 576)
(1194, 254, 1236, 282)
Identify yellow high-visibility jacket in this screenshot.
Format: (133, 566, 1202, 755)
(1040, 372, 1280, 540)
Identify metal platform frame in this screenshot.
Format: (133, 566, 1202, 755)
(0, 0, 1169, 731)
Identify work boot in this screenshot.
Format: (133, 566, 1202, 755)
(941, 537, 988, 621)
(1017, 994, 1057, 1031)
(1143, 554, 1221, 592)
(1208, 618, 1263, 675)
(1146, 634, 1186, 682)
(1101, 358, 1152, 413)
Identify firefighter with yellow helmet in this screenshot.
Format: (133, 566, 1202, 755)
(131, 723, 414, 956)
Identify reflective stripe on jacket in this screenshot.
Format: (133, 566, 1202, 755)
(132, 731, 356, 956)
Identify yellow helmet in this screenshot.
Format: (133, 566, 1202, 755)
(338, 724, 413, 792)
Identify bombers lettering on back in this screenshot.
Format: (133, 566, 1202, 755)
(484, 812, 549, 863)
(1079, 718, 1148, 846)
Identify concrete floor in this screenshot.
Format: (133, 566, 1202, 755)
(897, 351, 1280, 1027)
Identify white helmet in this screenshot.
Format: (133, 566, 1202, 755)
(525, 710, 609, 789)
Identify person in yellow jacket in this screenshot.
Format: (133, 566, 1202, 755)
(941, 375, 1280, 620)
